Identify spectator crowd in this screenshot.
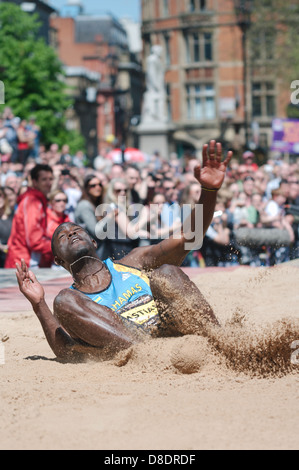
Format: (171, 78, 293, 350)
(1, 106, 299, 270)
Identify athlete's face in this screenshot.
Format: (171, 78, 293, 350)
(53, 223, 97, 268)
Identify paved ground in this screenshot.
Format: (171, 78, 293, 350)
(0, 268, 72, 314)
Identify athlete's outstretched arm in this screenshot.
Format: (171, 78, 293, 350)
(122, 141, 233, 270)
(16, 260, 136, 360)
(16, 260, 78, 360)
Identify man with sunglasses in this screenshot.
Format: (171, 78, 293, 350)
(16, 141, 233, 361)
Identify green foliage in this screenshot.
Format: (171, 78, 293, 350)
(0, 2, 86, 152)
(249, 1, 299, 83)
(57, 128, 87, 155)
(286, 103, 299, 119)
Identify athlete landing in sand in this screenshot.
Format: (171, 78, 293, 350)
(16, 141, 232, 361)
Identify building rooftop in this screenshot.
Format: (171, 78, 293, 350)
(74, 15, 128, 49)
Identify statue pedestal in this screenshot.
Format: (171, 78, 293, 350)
(135, 121, 173, 159)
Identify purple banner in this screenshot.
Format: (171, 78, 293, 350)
(271, 118, 299, 154)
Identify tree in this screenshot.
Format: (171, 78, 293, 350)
(249, 0, 299, 83)
(0, 2, 85, 152)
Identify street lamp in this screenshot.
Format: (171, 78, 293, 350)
(234, 0, 253, 149)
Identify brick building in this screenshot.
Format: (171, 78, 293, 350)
(141, 0, 289, 160)
(51, 10, 144, 157)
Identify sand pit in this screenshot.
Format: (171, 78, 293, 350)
(0, 264, 299, 450)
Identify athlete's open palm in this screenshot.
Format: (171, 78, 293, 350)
(16, 259, 45, 306)
(194, 140, 233, 190)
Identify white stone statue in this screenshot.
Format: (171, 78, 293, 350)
(141, 45, 167, 124)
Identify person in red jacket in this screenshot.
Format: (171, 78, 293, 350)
(5, 164, 54, 268)
(47, 190, 70, 239)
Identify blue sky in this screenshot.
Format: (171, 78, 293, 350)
(49, 0, 141, 22)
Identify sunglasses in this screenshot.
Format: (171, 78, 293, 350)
(53, 198, 68, 203)
(88, 183, 103, 189)
(114, 188, 127, 193)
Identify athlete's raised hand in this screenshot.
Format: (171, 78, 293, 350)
(16, 259, 45, 306)
(194, 140, 233, 191)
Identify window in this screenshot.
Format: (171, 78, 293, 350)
(189, 0, 206, 11)
(164, 34, 171, 67)
(185, 32, 213, 63)
(186, 84, 216, 121)
(190, 0, 196, 11)
(193, 34, 200, 62)
(162, 0, 169, 16)
(204, 33, 212, 61)
(251, 29, 275, 61)
(252, 81, 276, 118)
(142, 0, 153, 20)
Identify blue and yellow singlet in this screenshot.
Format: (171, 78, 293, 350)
(70, 258, 159, 331)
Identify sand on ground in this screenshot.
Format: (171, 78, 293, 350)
(0, 264, 299, 450)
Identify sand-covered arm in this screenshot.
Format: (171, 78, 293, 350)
(15, 260, 79, 360)
(16, 260, 137, 359)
